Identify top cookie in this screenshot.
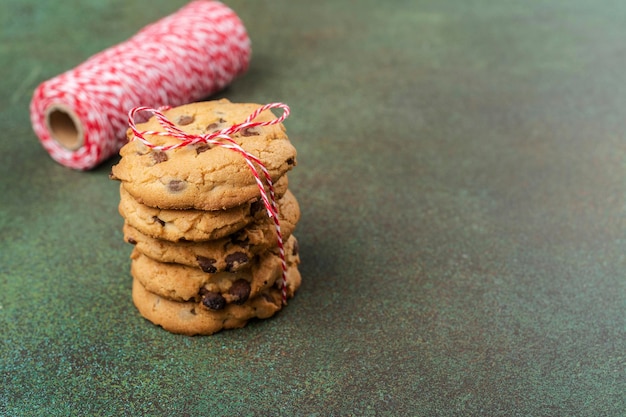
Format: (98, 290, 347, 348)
(110, 99, 297, 211)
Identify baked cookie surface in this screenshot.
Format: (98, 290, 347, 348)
(130, 235, 300, 303)
(123, 190, 300, 270)
(131, 260, 302, 336)
(110, 99, 297, 211)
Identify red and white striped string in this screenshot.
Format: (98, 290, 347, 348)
(30, 0, 250, 170)
(128, 103, 291, 305)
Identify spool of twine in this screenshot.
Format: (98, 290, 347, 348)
(30, 0, 251, 170)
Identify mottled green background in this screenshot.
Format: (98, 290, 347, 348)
(1, 0, 626, 415)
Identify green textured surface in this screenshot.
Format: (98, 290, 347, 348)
(1, 0, 626, 415)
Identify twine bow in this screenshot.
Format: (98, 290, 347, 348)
(127, 103, 291, 305)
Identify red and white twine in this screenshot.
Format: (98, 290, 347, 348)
(129, 103, 292, 305)
(30, 0, 250, 170)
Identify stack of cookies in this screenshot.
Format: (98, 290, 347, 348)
(110, 99, 301, 335)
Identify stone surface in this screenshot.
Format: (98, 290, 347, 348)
(1, 0, 625, 415)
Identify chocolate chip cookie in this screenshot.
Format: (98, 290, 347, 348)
(118, 176, 289, 242)
(130, 235, 299, 303)
(131, 261, 302, 336)
(110, 99, 297, 211)
(122, 190, 300, 270)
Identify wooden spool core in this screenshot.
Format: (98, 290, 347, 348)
(45, 104, 84, 150)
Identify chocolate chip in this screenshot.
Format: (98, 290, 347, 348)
(286, 157, 295, 166)
(127, 237, 137, 245)
(196, 256, 217, 273)
(152, 216, 165, 227)
(201, 291, 226, 310)
(206, 118, 226, 133)
(152, 151, 168, 164)
(196, 144, 211, 154)
(241, 127, 259, 137)
(167, 180, 186, 193)
(250, 200, 264, 216)
(225, 252, 249, 272)
(230, 231, 249, 247)
(292, 239, 299, 256)
(229, 279, 251, 305)
(176, 114, 194, 125)
(189, 308, 197, 315)
(262, 293, 275, 303)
